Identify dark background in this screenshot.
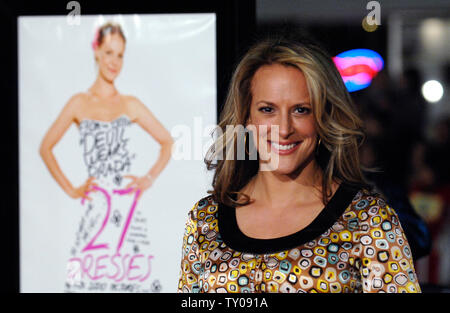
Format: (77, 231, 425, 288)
(2, 0, 449, 293)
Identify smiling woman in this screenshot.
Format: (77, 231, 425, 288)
(248, 64, 317, 176)
(177, 35, 422, 293)
(92, 23, 126, 80)
(207, 36, 368, 208)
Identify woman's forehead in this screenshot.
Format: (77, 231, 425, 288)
(251, 64, 310, 103)
(101, 33, 125, 49)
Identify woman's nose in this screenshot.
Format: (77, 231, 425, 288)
(278, 112, 294, 138)
(111, 57, 120, 67)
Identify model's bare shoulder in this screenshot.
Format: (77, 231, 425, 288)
(66, 92, 89, 123)
(120, 94, 143, 120)
(120, 94, 139, 105)
(68, 92, 89, 104)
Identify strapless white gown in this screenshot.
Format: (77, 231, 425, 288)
(64, 115, 160, 293)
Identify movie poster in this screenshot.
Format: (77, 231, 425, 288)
(19, 13, 216, 292)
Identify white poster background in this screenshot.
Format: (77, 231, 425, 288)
(19, 14, 216, 292)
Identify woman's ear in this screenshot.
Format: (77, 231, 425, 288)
(94, 48, 100, 62)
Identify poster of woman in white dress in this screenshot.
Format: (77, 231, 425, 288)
(19, 14, 216, 292)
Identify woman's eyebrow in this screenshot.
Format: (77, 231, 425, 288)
(256, 100, 311, 106)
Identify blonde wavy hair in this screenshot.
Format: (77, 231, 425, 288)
(205, 36, 370, 207)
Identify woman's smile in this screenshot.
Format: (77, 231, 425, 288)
(268, 140, 302, 155)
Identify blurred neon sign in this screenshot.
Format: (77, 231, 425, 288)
(333, 49, 384, 92)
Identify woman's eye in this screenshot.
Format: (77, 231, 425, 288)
(295, 107, 311, 114)
(259, 107, 273, 113)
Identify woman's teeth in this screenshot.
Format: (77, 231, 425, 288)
(271, 142, 299, 150)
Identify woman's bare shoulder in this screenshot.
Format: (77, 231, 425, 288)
(120, 95, 151, 122)
(69, 92, 89, 103)
(60, 92, 87, 111)
(121, 94, 145, 111)
(61, 92, 89, 118)
(120, 94, 139, 104)
(68, 92, 94, 112)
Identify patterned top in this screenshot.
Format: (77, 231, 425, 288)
(177, 183, 422, 293)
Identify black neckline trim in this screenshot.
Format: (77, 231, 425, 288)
(218, 182, 361, 254)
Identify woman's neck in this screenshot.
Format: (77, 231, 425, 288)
(89, 75, 118, 98)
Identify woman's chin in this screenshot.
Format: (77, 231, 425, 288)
(100, 71, 118, 82)
(274, 166, 298, 176)
(260, 159, 298, 175)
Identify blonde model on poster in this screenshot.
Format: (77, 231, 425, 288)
(39, 22, 173, 292)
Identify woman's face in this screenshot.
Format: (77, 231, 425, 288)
(247, 63, 319, 175)
(94, 33, 125, 82)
